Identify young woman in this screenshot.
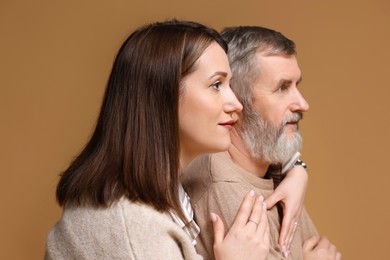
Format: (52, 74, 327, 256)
(45, 20, 270, 260)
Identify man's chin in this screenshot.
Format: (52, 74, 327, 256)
(269, 137, 302, 163)
(283, 129, 300, 139)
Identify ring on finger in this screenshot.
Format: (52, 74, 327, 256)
(248, 219, 259, 226)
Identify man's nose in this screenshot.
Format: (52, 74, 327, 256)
(291, 89, 309, 112)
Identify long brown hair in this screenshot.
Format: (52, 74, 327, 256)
(56, 20, 227, 221)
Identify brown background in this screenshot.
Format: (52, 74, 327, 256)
(1, 0, 389, 259)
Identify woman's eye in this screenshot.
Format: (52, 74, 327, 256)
(211, 82, 222, 91)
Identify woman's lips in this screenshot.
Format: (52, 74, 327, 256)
(219, 120, 236, 130)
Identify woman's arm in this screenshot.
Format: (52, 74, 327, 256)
(264, 163, 308, 257)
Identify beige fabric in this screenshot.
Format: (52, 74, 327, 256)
(45, 197, 202, 260)
(183, 152, 318, 260)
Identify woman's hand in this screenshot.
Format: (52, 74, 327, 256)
(264, 165, 308, 256)
(303, 235, 342, 260)
(212, 190, 270, 260)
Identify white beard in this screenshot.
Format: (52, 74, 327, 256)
(241, 110, 303, 164)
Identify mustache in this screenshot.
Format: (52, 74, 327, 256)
(275, 112, 303, 137)
(282, 112, 303, 126)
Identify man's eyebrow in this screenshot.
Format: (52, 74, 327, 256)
(278, 76, 303, 85)
(277, 79, 292, 86)
(209, 71, 228, 79)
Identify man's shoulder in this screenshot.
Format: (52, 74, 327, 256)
(183, 152, 249, 200)
(298, 207, 319, 237)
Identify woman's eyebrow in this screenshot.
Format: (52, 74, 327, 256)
(209, 71, 228, 79)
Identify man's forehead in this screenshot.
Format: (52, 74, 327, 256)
(255, 52, 297, 64)
(255, 54, 301, 81)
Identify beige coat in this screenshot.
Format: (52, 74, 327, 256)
(45, 198, 202, 260)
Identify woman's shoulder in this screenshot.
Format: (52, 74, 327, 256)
(56, 198, 178, 238)
(118, 198, 179, 230)
(46, 199, 143, 259)
(46, 198, 201, 260)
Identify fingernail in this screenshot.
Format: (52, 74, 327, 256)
(282, 247, 289, 257)
(249, 190, 255, 196)
(262, 202, 267, 209)
(259, 195, 264, 201)
(282, 246, 287, 257)
(210, 213, 217, 222)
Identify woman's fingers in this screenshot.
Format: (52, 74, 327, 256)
(212, 191, 270, 260)
(246, 195, 264, 230)
(264, 188, 282, 209)
(284, 219, 299, 257)
(255, 197, 268, 237)
(278, 207, 293, 248)
(231, 190, 256, 229)
(211, 213, 225, 246)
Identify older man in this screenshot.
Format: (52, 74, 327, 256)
(183, 26, 341, 260)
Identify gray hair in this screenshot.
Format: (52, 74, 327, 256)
(221, 26, 296, 127)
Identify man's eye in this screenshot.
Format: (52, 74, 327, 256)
(279, 85, 288, 92)
(211, 82, 222, 91)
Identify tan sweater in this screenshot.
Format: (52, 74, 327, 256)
(183, 152, 318, 260)
(45, 198, 202, 260)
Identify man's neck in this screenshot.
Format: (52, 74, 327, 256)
(227, 128, 270, 178)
